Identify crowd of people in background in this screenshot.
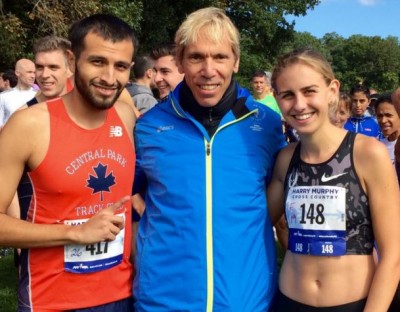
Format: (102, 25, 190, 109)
(0, 6, 399, 312)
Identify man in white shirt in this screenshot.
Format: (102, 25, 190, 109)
(0, 58, 36, 128)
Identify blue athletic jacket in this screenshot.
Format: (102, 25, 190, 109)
(133, 82, 286, 311)
(344, 115, 381, 138)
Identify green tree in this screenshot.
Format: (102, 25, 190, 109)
(213, 0, 321, 80)
(0, 0, 321, 78)
(331, 35, 400, 92)
(281, 31, 330, 57)
(321, 32, 347, 86)
(0, 0, 142, 69)
(135, 0, 220, 54)
(0, 13, 29, 69)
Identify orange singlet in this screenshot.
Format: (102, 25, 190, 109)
(19, 98, 135, 311)
(66, 76, 74, 93)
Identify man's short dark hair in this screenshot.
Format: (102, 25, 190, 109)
(150, 42, 177, 60)
(251, 70, 267, 80)
(2, 69, 17, 88)
(133, 55, 154, 79)
(68, 14, 137, 60)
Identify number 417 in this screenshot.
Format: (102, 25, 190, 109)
(86, 242, 108, 255)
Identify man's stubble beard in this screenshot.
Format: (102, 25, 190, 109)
(74, 67, 124, 111)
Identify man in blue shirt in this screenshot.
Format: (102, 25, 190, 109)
(132, 7, 286, 312)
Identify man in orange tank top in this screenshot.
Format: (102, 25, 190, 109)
(0, 14, 137, 311)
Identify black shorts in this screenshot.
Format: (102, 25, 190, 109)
(388, 282, 400, 312)
(66, 297, 133, 312)
(273, 290, 366, 312)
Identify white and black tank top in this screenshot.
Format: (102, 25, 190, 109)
(284, 131, 374, 256)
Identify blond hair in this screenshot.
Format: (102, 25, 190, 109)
(272, 48, 338, 109)
(174, 7, 240, 64)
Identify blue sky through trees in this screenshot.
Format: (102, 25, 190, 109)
(288, 0, 399, 39)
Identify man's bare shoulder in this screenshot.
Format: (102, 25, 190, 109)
(0, 102, 50, 170)
(114, 100, 136, 126)
(3, 102, 49, 135)
(17, 101, 48, 117)
(119, 87, 140, 117)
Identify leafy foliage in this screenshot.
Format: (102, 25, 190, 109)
(326, 34, 400, 92)
(0, 0, 319, 72)
(134, 0, 220, 54)
(0, 13, 29, 69)
(101, 0, 143, 32)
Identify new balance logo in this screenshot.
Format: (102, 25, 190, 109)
(110, 126, 123, 137)
(321, 172, 347, 182)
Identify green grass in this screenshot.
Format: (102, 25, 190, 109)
(0, 252, 18, 312)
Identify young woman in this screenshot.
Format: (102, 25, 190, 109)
(344, 84, 381, 138)
(330, 92, 352, 128)
(268, 48, 400, 312)
(375, 94, 400, 166)
(375, 93, 400, 312)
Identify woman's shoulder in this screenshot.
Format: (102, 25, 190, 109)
(353, 134, 393, 189)
(354, 134, 388, 163)
(274, 143, 298, 179)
